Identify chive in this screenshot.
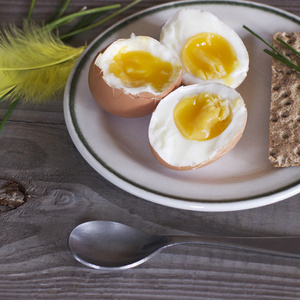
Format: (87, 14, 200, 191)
(243, 25, 300, 73)
(264, 49, 300, 72)
(276, 37, 300, 57)
(243, 25, 286, 59)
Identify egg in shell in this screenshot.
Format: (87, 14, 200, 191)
(160, 9, 249, 88)
(88, 34, 183, 118)
(148, 83, 247, 170)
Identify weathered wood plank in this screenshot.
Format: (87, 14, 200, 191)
(1, 122, 300, 299)
(0, 0, 300, 299)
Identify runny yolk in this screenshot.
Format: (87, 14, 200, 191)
(182, 33, 239, 84)
(173, 93, 233, 141)
(109, 50, 174, 92)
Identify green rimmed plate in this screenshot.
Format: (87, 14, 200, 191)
(64, 0, 300, 212)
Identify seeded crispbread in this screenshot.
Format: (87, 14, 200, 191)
(268, 32, 300, 167)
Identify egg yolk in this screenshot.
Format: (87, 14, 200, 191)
(182, 33, 239, 84)
(173, 93, 232, 141)
(109, 50, 174, 92)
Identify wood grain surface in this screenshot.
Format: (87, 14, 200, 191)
(0, 0, 300, 299)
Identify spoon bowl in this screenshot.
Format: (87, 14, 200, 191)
(69, 221, 169, 269)
(69, 221, 300, 270)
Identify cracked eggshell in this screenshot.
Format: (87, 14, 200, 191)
(148, 83, 248, 170)
(160, 9, 249, 88)
(88, 35, 183, 118)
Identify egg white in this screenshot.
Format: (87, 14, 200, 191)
(95, 33, 182, 96)
(160, 9, 249, 88)
(148, 83, 247, 169)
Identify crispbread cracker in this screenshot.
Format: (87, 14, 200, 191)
(268, 32, 300, 167)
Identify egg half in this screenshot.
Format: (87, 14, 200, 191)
(88, 34, 183, 118)
(148, 83, 247, 170)
(160, 9, 249, 88)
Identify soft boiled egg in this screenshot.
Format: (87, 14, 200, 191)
(88, 34, 183, 118)
(148, 83, 247, 170)
(160, 9, 249, 88)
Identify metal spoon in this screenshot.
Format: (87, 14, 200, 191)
(68, 220, 300, 270)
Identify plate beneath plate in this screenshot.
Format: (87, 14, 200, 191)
(64, 0, 300, 212)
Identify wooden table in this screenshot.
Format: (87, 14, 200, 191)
(0, 0, 300, 298)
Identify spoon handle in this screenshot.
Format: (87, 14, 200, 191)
(167, 235, 300, 258)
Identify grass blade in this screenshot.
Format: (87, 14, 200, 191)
(56, 0, 71, 19)
(26, 0, 36, 22)
(46, 0, 69, 24)
(67, 11, 106, 34)
(60, 0, 141, 40)
(1, 0, 33, 134)
(0, 98, 19, 132)
(44, 5, 120, 31)
(0, 0, 143, 134)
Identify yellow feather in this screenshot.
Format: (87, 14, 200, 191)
(0, 23, 85, 103)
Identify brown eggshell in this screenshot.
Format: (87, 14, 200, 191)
(88, 53, 182, 118)
(149, 114, 247, 170)
(148, 82, 248, 171)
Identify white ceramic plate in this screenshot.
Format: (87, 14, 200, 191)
(64, 0, 300, 212)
